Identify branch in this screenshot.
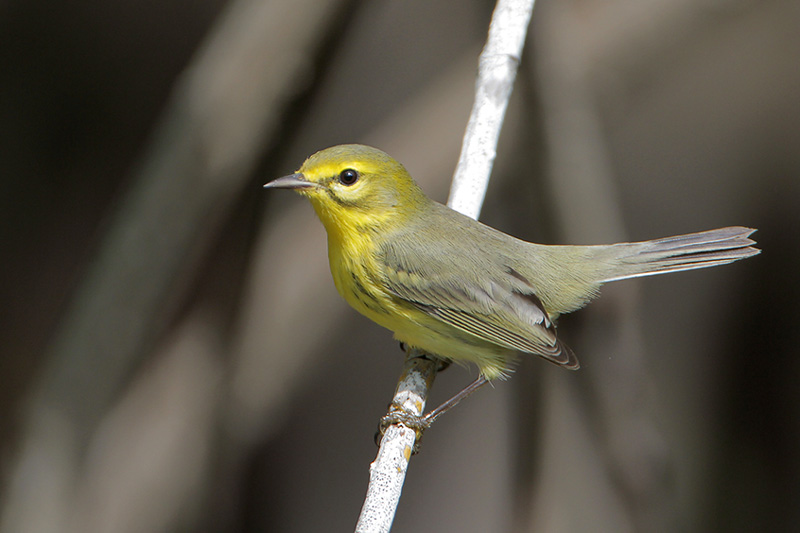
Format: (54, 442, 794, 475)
(448, 0, 535, 219)
(356, 1, 536, 531)
(355, 352, 437, 533)
(529, 3, 677, 529)
(0, 0, 349, 530)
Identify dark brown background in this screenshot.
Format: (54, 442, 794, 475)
(2, 0, 797, 531)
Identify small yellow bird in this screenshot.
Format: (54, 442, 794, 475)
(265, 144, 759, 381)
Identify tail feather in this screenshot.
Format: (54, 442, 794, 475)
(599, 226, 759, 283)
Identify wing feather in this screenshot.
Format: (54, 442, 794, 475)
(380, 241, 578, 369)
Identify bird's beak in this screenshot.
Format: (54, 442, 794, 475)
(263, 173, 318, 190)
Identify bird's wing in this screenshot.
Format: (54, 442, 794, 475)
(379, 239, 578, 368)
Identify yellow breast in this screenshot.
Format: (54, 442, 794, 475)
(329, 236, 390, 321)
(326, 229, 513, 380)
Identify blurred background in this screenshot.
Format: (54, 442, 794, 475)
(1, 0, 798, 531)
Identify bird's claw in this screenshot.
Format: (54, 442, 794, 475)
(375, 405, 432, 454)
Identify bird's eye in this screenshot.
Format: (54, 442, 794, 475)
(338, 168, 359, 186)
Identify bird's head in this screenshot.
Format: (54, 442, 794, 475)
(264, 144, 429, 237)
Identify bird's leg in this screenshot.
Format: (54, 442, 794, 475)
(398, 342, 451, 373)
(422, 375, 489, 426)
(376, 374, 489, 453)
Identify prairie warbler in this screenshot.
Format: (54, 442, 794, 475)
(265, 145, 758, 382)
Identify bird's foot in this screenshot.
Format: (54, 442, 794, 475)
(374, 403, 432, 454)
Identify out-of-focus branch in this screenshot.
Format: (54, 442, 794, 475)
(356, 1, 536, 531)
(524, 1, 676, 530)
(0, 1, 348, 531)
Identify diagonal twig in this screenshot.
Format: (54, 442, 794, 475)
(355, 1, 536, 531)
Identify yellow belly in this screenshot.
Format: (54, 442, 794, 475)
(328, 239, 514, 380)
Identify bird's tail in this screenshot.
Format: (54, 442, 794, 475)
(595, 226, 759, 283)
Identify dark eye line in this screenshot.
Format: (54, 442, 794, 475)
(323, 186, 362, 209)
